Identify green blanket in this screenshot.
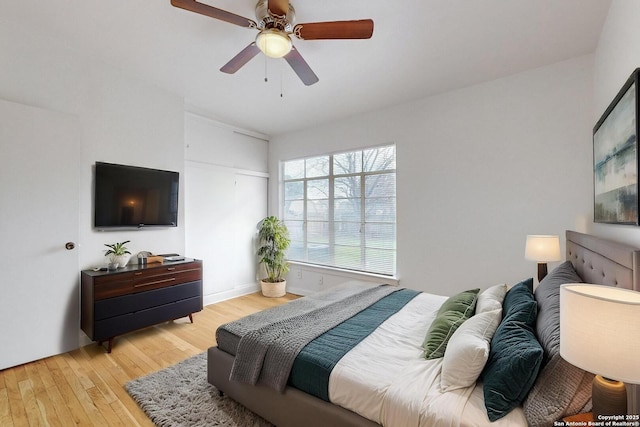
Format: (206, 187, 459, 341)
(289, 288, 420, 401)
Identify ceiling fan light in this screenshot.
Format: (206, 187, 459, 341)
(256, 29, 292, 58)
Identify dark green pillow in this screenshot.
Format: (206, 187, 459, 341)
(481, 278, 543, 421)
(423, 288, 479, 359)
(502, 277, 535, 320)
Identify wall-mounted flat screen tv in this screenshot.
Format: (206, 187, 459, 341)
(94, 162, 179, 229)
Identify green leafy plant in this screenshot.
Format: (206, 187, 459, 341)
(257, 216, 290, 283)
(104, 240, 131, 257)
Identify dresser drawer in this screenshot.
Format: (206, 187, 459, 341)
(133, 296, 202, 329)
(93, 272, 135, 300)
(94, 281, 132, 300)
(93, 313, 134, 341)
(131, 265, 202, 293)
(94, 280, 202, 321)
(93, 296, 202, 341)
(94, 263, 202, 300)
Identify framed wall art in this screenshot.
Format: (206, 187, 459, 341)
(593, 68, 640, 225)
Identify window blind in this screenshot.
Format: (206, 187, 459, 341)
(283, 145, 396, 276)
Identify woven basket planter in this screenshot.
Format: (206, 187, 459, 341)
(260, 279, 286, 298)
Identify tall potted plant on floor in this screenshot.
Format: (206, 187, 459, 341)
(257, 216, 290, 297)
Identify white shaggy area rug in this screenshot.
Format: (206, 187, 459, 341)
(125, 352, 272, 427)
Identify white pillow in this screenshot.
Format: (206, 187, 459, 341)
(440, 309, 502, 392)
(476, 284, 507, 313)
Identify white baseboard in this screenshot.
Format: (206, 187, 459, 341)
(203, 283, 261, 306)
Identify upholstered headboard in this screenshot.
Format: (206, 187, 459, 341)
(566, 230, 640, 292)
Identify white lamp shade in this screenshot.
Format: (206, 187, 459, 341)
(524, 235, 561, 262)
(560, 284, 640, 384)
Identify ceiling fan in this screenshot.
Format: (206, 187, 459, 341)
(170, 0, 374, 86)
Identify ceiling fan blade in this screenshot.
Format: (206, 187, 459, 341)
(267, 0, 290, 17)
(293, 19, 374, 40)
(220, 43, 261, 74)
(170, 0, 256, 28)
(284, 46, 319, 86)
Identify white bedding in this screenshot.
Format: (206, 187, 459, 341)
(328, 292, 528, 427)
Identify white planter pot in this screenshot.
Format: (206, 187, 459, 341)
(260, 279, 286, 298)
(109, 254, 131, 268)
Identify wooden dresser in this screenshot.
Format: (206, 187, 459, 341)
(81, 259, 203, 352)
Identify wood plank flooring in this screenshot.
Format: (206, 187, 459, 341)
(0, 292, 299, 427)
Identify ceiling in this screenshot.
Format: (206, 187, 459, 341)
(1, 0, 612, 136)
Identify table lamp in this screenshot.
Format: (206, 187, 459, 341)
(524, 235, 561, 282)
(560, 284, 640, 418)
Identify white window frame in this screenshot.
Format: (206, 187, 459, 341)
(281, 144, 396, 276)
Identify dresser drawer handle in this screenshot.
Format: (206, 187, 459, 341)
(167, 267, 176, 271)
(134, 278, 176, 288)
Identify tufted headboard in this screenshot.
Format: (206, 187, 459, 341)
(566, 230, 640, 292)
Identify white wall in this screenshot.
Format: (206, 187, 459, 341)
(77, 64, 185, 268)
(591, 0, 640, 245)
(270, 55, 595, 296)
(0, 20, 185, 269)
(0, 19, 185, 352)
(184, 113, 269, 304)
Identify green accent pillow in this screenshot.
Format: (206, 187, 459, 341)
(481, 278, 544, 422)
(502, 277, 536, 321)
(423, 288, 479, 359)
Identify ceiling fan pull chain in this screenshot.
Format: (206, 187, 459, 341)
(280, 61, 284, 98)
(264, 55, 268, 82)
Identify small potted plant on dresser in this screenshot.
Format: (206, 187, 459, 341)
(257, 216, 290, 297)
(104, 240, 131, 269)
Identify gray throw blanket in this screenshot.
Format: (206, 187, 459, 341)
(226, 282, 397, 392)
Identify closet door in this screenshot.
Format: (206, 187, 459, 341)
(185, 162, 267, 301)
(0, 99, 80, 370)
(233, 173, 268, 286)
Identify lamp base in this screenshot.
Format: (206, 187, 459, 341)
(592, 375, 627, 418)
(537, 263, 548, 282)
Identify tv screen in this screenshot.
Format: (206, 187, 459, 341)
(94, 162, 179, 229)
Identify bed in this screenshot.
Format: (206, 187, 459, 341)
(207, 231, 640, 426)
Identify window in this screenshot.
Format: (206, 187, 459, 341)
(282, 145, 396, 276)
